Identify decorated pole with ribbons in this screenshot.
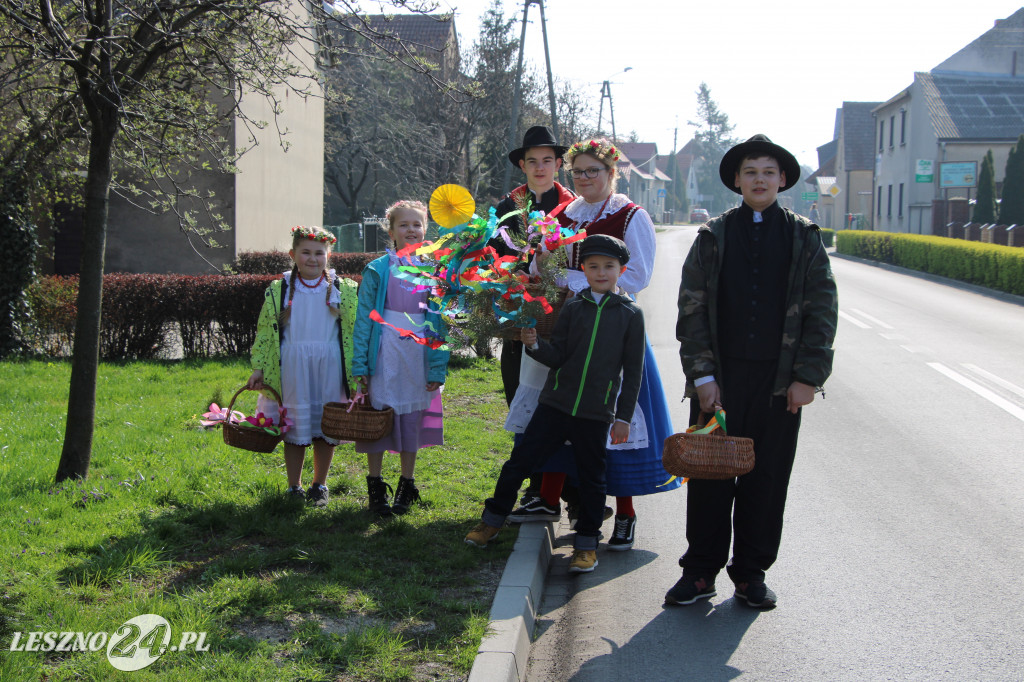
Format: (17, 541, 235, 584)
(365, 184, 588, 347)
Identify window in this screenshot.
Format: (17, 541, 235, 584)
(878, 186, 883, 216)
(900, 110, 906, 144)
(889, 115, 895, 148)
(879, 121, 885, 151)
(898, 183, 904, 218)
(887, 185, 893, 217)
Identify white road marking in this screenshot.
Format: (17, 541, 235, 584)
(900, 345, 933, 354)
(850, 308, 894, 329)
(838, 310, 870, 329)
(961, 363, 1024, 400)
(928, 362, 1024, 423)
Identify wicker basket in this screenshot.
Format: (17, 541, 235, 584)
(662, 412, 755, 480)
(496, 284, 567, 340)
(321, 395, 394, 442)
(222, 385, 285, 453)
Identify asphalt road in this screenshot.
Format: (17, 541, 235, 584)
(525, 225, 1024, 681)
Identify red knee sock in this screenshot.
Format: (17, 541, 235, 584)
(616, 496, 635, 518)
(540, 472, 565, 507)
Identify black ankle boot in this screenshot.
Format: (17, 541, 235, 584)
(366, 475, 393, 517)
(391, 476, 420, 515)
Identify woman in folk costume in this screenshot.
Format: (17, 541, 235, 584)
(505, 138, 681, 549)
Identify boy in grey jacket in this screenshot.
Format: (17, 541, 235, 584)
(465, 235, 645, 574)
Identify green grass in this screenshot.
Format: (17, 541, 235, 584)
(0, 356, 515, 680)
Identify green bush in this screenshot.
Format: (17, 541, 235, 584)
(819, 229, 834, 248)
(23, 272, 363, 359)
(234, 250, 379, 275)
(836, 230, 1024, 296)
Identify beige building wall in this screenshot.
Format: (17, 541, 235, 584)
(234, 83, 325, 255)
(104, 0, 324, 274)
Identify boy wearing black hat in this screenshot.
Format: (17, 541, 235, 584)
(494, 125, 576, 405)
(466, 235, 645, 574)
(669, 135, 838, 608)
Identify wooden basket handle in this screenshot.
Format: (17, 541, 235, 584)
(227, 383, 283, 415)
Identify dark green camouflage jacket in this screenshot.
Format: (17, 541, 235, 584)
(676, 206, 838, 398)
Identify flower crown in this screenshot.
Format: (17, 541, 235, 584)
(567, 139, 621, 165)
(290, 225, 336, 245)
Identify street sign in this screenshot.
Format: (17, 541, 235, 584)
(801, 192, 819, 201)
(915, 159, 934, 183)
(828, 184, 841, 197)
(939, 161, 977, 188)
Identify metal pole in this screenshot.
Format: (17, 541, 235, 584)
(597, 81, 608, 134)
(536, 0, 563, 185)
(609, 84, 618, 143)
(501, 0, 532, 195)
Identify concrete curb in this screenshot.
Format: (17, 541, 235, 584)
(467, 521, 554, 682)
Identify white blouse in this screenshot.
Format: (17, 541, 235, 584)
(558, 194, 656, 296)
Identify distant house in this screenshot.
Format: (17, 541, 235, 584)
(805, 139, 838, 228)
(873, 9, 1024, 233)
(656, 151, 697, 222)
(812, 102, 880, 230)
(615, 142, 670, 223)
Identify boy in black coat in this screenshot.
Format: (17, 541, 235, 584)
(465, 235, 645, 574)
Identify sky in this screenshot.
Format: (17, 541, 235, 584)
(422, 0, 1024, 170)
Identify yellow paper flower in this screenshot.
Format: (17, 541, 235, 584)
(429, 184, 475, 229)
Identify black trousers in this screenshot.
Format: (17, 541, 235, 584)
(482, 407, 608, 550)
(681, 358, 802, 584)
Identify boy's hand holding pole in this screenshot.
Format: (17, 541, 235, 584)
(520, 327, 537, 347)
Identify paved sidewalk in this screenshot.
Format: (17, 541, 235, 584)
(466, 518, 559, 682)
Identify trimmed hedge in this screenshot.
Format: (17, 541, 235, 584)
(819, 229, 834, 248)
(836, 230, 1024, 296)
(234, 250, 380, 276)
(23, 272, 363, 359)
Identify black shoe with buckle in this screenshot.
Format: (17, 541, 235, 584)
(392, 476, 421, 515)
(664, 575, 717, 606)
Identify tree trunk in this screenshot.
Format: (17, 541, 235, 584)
(54, 116, 117, 483)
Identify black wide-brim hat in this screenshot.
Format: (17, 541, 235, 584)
(719, 134, 800, 193)
(508, 125, 569, 166)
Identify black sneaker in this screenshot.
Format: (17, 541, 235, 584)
(508, 498, 560, 522)
(306, 483, 329, 507)
(518, 491, 541, 507)
(607, 514, 636, 551)
(391, 476, 421, 515)
(366, 475, 393, 517)
(664, 575, 717, 606)
(734, 581, 777, 609)
(287, 485, 305, 500)
(568, 505, 614, 530)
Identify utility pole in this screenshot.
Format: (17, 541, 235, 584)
(596, 67, 632, 143)
(502, 0, 561, 194)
